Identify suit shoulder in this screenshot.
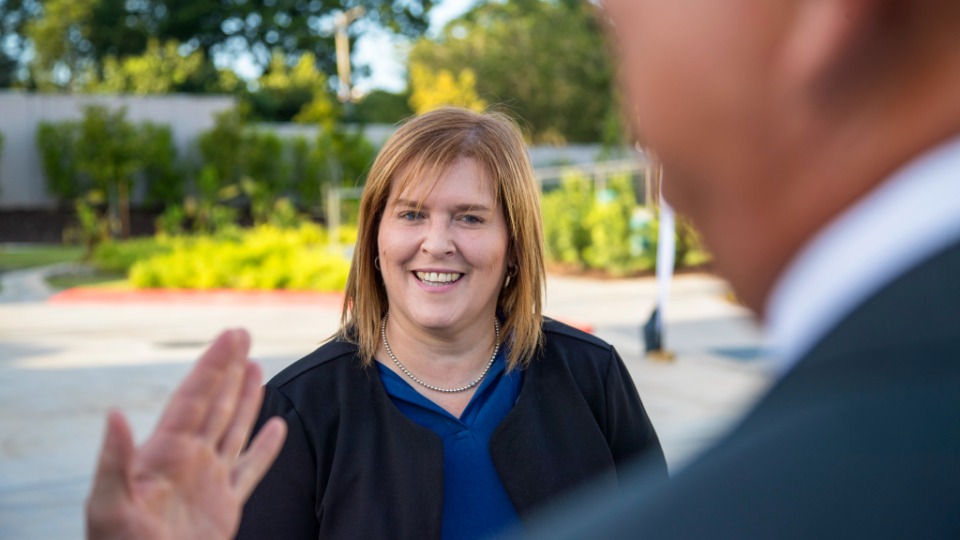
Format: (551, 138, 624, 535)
(542, 317, 612, 353)
(266, 338, 359, 389)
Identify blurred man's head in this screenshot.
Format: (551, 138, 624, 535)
(601, 0, 960, 313)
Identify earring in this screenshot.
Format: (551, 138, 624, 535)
(504, 265, 517, 289)
(375, 256, 381, 270)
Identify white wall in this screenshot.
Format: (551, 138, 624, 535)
(0, 92, 235, 209)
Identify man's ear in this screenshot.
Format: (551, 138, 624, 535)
(778, 0, 889, 94)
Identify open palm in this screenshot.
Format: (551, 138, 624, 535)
(86, 329, 287, 540)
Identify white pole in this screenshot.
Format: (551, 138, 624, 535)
(655, 197, 676, 336)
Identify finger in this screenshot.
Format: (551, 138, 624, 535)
(232, 417, 287, 500)
(87, 410, 135, 512)
(218, 362, 265, 457)
(199, 343, 250, 441)
(157, 329, 250, 435)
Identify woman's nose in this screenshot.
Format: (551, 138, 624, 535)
(420, 221, 455, 257)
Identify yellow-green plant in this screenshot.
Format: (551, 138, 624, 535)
(128, 223, 351, 291)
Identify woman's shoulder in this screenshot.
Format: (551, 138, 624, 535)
(541, 317, 612, 354)
(265, 337, 362, 392)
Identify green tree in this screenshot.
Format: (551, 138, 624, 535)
(138, 122, 183, 206)
(37, 121, 83, 204)
(25, 0, 97, 90)
(83, 39, 206, 94)
(409, 0, 615, 143)
(76, 105, 140, 238)
(0, 0, 41, 87)
(408, 64, 486, 114)
(245, 51, 337, 124)
(19, 0, 435, 90)
(347, 89, 412, 124)
(0, 130, 4, 195)
(197, 108, 246, 190)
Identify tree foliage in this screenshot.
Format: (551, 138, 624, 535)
(346, 89, 412, 124)
(24, 0, 97, 89)
(37, 107, 181, 233)
(408, 64, 486, 115)
(245, 51, 337, 124)
(0, 0, 41, 86)
(83, 39, 205, 94)
(409, 0, 615, 143)
(13, 0, 434, 90)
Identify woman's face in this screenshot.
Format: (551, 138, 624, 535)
(377, 157, 510, 336)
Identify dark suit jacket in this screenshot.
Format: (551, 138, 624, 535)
(522, 240, 960, 539)
(237, 319, 666, 540)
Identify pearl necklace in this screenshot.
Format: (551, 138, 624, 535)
(380, 313, 500, 394)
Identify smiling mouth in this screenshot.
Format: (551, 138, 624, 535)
(415, 271, 464, 286)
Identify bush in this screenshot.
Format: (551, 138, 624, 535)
(138, 122, 183, 207)
(194, 111, 376, 225)
(583, 174, 646, 276)
(197, 109, 246, 190)
(92, 237, 174, 274)
(38, 121, 83, 204)
(65, 198, 112, 259)
(541, 172, 594, 267)
(127, 223, 351, 291)
(541, 171, 707, 275)
(39, 108, 183, 235)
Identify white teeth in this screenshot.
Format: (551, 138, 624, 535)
(415, 271, 462, 285)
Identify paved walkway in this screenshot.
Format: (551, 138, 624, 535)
(0, 268, 774, 539)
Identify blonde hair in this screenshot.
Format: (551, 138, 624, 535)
(339, 107, 545, 370)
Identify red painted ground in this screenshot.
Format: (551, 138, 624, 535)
(48, 288, 346, 307)
(48, 287, 593, 334)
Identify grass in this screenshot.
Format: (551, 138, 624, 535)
(0, 245, 84, 272)
(45, 272, 129, 290)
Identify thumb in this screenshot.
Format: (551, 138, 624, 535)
(88, 409, 136, 511)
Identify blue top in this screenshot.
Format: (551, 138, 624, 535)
(376, 349, 523, 540)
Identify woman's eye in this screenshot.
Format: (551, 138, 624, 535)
(460, 214, 483, 224)
(400, 211, 422, 221)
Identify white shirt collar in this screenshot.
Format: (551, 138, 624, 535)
(765, 134, 960, 374)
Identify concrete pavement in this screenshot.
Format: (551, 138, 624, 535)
(0, 269, 773, 539)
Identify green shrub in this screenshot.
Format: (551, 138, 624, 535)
(76, 106, 141, 238)
(127, 223, 350, 291)
(290, 135, 326, 212)
(583, 174, 645, 275)
(38, 121, 83, 204)
(540, 170, 706, 275)
(40, 107, 177, 238)
(155, 204, 188, 236)
(65, 198, 112, 259)
(198, 109, 246, 189)
(138, 122, 183, 207)
(93, 237, 174, 274)
(194, 110, 375, 227)
(542, 171, 594, 267)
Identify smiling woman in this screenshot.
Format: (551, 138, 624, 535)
(237, 107, 667, 540)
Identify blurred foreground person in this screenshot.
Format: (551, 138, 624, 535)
(236, 107, 666, 539)
(85, 329, 286, 540)
(522, 0, 960, 538)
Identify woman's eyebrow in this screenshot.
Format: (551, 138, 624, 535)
(452, 203, 492, 213)
(391, 199, 492, 213)
(392, 198, 420, 208)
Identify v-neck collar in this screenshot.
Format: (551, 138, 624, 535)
(376, 348, 509, 425)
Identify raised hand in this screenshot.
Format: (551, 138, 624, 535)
(86, 329, 287, 540)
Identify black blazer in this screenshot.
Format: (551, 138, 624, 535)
(237, 319, 666, 540)
(523, 240, 960, 539)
